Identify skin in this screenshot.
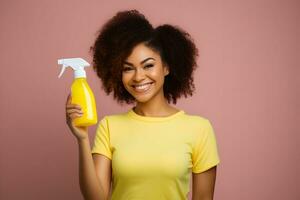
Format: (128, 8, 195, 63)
(91, 42, 217, 200)
(192, 166, 217, 200)
(122, 42, 179, 116)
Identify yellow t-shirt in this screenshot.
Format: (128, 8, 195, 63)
(91, 108, 220, 200)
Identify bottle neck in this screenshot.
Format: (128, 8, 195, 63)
(74, 70, 86, 78)
(74, 77, 86, 80)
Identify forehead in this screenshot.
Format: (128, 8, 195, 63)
(125, 43, 160, 62)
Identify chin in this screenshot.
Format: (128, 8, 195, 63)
(132, 93, 153, 103)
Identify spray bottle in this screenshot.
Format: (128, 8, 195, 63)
(58, 57, 97, 127)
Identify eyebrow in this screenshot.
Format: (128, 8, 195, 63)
(123, 57, 155, 66)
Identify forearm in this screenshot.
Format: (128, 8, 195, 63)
(78, 138, 106, 200)
(192, 196, 213, 200)
(192, 189, 214, 200)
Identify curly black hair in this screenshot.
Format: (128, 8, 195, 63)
(89, 9, 199, 105)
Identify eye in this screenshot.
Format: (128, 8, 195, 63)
(122, 67, 132, 72)
(144, 64, 154, 69)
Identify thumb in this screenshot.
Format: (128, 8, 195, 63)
(66, 93, 72, 106)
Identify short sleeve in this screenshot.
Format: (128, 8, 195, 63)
(192, 119, 220, 173)
(91, 116, 112, 160)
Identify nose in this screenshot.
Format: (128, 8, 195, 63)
(133, 68, 145, 82)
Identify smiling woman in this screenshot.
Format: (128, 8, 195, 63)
(89, 9, 198, 106)
(70, 9, 222, 200)
(121, 43, 169, 104)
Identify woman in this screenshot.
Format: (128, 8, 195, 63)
(65, 9, 220, 200)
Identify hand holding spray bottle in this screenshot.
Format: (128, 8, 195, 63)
(58, 58, 98, 127)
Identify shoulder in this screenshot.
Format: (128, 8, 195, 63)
(181, 112, 211, 127)
(99, 111, 130, 124)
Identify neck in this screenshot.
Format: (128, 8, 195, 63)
(133, 89, 175, 117)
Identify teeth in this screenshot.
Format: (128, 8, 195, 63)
(133, 82, 152, 92)
(134, 83, 151, 88)
(136, 83, 150, 89)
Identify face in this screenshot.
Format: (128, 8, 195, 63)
(122, 43, 169, 103)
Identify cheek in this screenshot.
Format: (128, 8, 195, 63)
(122, 74, 132, 90)
(122, 73, 128, 84)
(149, 70, 165, 82)
(121, 75, 127, 88)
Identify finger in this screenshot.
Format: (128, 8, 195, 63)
(66, 104, 82, 109)
(66, 113, 82, 125)
(70, 113, 83, 120)
(66, 109, 84, 115)
(66, 112, 83, 122)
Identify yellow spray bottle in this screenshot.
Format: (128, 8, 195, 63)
(58, 57, 97, 127)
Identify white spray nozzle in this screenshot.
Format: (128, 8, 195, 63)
(58, 57, 90, 78)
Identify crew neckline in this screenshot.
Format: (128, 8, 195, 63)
(127, 107, 185, 122)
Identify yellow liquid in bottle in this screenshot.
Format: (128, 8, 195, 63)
(71, 78, 98, 127)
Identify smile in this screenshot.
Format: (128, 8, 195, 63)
(132, 82, 153, 93)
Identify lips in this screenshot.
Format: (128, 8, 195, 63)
(132, 82, 153, 93)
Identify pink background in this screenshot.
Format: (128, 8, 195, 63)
(0, 0, 299, 199)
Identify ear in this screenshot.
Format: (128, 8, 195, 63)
(163, 65, 169, 76)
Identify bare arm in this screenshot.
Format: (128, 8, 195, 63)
(78, 137, 110, 200)
(65, 93, 111, 200)
(192, 166, 217, 200)
(92, 152, 112, 199)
